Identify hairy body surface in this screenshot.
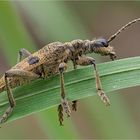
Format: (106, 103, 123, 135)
(0, 38, 116, 125)
(0, 39, 115, 92)
(0, 18, 139, 125)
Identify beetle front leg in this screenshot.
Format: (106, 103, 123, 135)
(58, 62, 71, 125)
(76, 56, 110, 106)
(0, 69, 40, 124)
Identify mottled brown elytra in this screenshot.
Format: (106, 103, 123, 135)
(0, 18, 139, 125)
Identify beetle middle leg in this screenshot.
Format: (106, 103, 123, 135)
(0, 69, 40, 124)
(75, 56, 110, 106)
(58, 62, 71, 125)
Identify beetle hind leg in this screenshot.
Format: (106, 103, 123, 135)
(0, 74, 16, 124)
(0, 69, 40, 124)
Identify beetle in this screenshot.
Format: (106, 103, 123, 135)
(0, 18, 139, 125)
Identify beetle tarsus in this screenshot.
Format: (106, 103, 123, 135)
(97, 90, 110, 106)
(61, 98, 71, 117)
(0, 107, 13, 124)
(72, 100, 77, 111)
(58, 105, 64, 126)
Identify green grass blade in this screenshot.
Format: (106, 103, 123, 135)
(18, 2, 138, 138)
(0, 1, 36, 65)
(0, 56, 140, 123)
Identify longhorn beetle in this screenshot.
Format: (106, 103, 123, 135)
(0, 18, 140, 126)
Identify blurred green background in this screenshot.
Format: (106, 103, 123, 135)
(0, 1, 140, 139)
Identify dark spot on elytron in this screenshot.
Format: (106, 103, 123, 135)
(28, 56, 40, 65)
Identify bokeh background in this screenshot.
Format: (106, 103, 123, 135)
(0, 1, 140, 139)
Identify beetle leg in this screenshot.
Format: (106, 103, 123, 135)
(58, 62, 71, 125)
(72, 100, 77, 111)
(0, 75, 16, 124)
(17, 48, 31, 62)
(5, 69, 40, 79)
(71, 60, 78, 111)
(76, 56, 110, 106)
(0, 69, 40, 124)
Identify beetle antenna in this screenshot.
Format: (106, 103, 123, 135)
(107, 18, 140, 43)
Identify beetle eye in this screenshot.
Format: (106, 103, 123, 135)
(95, 38, 108, 47)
